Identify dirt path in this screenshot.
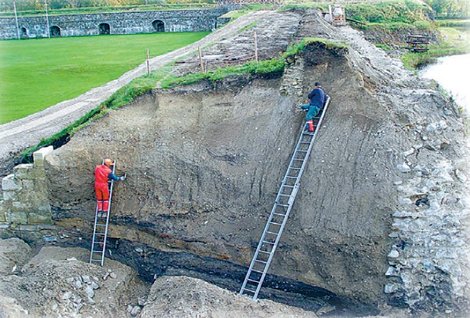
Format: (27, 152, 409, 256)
(0, 11, 268, 176)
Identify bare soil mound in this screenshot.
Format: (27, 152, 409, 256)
(0, 238, 31, 275)
(141, 275, 317, 318)
(0, 244, 149, 317)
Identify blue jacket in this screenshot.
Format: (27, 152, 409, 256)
(308, 87, 326, 108)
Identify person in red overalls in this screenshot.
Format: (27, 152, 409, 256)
(94, 158, 125, 214)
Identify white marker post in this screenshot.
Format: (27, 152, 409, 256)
(44, 0, 50, 38)
(13, 0, 20, 39)
(198, 46, 204, 73)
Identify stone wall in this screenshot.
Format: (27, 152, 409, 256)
(0, 8, 226, 40)
(384, 121, 470, 312)
(0, 147, 53, 227)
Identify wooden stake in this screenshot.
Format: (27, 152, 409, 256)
(198, 46, 204, 72)
(254, 31, 258, 62)
(146, 48, 150, 75)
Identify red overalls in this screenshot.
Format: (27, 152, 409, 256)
(94, 164, 112, 212)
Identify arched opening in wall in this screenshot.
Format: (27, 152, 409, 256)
(99, 23, 111, 35)
(152, 20, 165, 32)
(20, 27, 28, 38)
(50, 26, 61, 37)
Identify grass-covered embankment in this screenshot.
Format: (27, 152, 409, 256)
(19, 37, 347, 162)
(0, 32, 208, 124)
(345, 0, 433, 31)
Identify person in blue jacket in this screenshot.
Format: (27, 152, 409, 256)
(300, 82, 326, 132)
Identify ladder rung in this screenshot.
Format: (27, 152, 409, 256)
(273, 213, 285, 217)
(247, 278, 260, 283)
(255, 260, 267, 264)
(262, 240, 275, 244)
(259, 250, 271, 254)
(90, 259, 102, 262)
(252, 269, 264, 274)
(297, 150, 308, 153)
(242, 288, 257, 293)
(278, 194, 290, 197)
(266, 231, 278, 235)
(293, 159, 304, 161)
(289, 167, 301, 170)
(95, 224, 106, 226)
(286, 176, 297, 179)
(282, 185, 294, 188)
(92, 251, 104, 254)
(276, 204, 288, 207)
(300, 142, 310, 144)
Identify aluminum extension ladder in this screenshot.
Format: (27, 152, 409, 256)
(89, 161, 117, 266)
(240, 96, 331, 300)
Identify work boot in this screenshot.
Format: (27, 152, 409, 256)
(307, 120, 315, 132)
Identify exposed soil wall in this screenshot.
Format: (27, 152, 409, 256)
(43, 44, 393, 305)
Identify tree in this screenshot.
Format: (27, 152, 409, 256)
(424, 0, 470, 18)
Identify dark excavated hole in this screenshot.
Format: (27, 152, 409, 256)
(105, 238, 379, 317)
(18, 134, 70, 165)
(415, 196, 430, 207)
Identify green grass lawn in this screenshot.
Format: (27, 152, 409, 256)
(0, 32, 208, 124)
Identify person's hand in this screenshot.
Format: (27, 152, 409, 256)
(120, 174, 126, 181)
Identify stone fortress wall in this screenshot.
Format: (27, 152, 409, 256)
(0, 147, 53, 229)
(0, 8, 227, 40)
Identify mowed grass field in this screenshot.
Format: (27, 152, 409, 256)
(0, 32, 209, 124)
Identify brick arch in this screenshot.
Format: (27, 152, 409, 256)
(152, 20, 165, 32)
(20, 26, 28, 38)
(98, 23, 110, 35)
(50, 25, 61, 37)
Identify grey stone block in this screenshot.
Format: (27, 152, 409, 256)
(28, 213, 52, 224)
(2, 175, 21, 191)
(17, 225, 39, 231)
(14, 164, 34, 179)
(33, 146, 54, 166)
(8, 211, 28, 224)
(37, 204, 51, 213)
(22, 180, 34, 189)
(0, 201, 6, 223)
(12, 202, 27, 210)
(3, 191, 17, 201)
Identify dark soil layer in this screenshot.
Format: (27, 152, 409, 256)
(107, 238, 379, 317)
